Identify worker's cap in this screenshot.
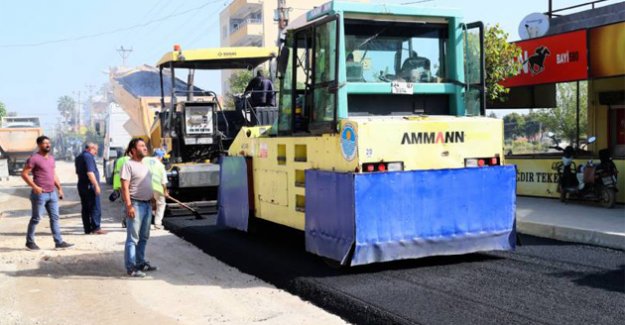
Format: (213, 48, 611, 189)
(153, 148, 166, 158)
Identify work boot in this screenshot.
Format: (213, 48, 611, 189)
(55, 242, 74, 249)
(127, 269, 147, 278)
(138, 262, 158, 272)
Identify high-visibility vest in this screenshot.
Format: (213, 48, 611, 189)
(143, 157, 166, 195)
(112, 156, 130, 190)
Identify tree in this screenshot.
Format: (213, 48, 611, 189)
(57, 95, 76, 125)
(0, 101, 6, 120)
(537, 82, 588, 145)
(464, 24, 521, 107)
(502, 112, 525, 140)
(485, 25, 523, 102)
(85, 127, 104, 155)
(224, 70, 254, 108)
(464, 25, 521, 104)
(523, 111, 542, 141)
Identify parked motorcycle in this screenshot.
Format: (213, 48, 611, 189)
(548, 133, 619, 208)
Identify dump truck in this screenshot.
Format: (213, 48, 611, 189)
(108, 65, 192, 186)
(0, 117, 43, 175)
(101, 102, 135, 184)
(218, 1, 517, 266)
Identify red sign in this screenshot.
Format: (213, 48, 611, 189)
(501, 30, 588, 88)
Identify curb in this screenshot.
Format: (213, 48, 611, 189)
(517, 220, 625, 250)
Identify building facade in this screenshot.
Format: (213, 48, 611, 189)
(494, 2, 625, 203)
(219, 0, 328, 93)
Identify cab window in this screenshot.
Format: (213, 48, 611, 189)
(277, 16, 338, 135)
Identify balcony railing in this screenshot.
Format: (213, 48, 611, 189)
(230, 18, 262, 34)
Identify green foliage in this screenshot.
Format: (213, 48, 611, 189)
(500, 82, 588, 154)
(536, 82, 588, 145)
(85, 127, 104, 155)
(484, 24, 522, 102)
(503, 112, 525, 139)
(57, 95, 76, 124)
(224, 70, 254, 108)
(0, 101, 6, 119)
(523, 111, 542, 141)
(504, 139, 549, 155)
(501, 110, 544, 141)
(464, 24, 521, 107)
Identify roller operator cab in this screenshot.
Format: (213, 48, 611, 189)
(219, 1, 517, 266)
(155, 46, 277, 197)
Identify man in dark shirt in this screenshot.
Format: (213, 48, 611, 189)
(75, 142, 106, 235)
(21, 135, 73, 250)
(244, 70, 276, 107)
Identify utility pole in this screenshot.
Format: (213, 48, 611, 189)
(116, 46, 133, 67)
(274, 0, 290, 46)
(85, 84, 96, 128)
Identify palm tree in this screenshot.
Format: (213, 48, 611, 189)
(57, 95, 76, 124)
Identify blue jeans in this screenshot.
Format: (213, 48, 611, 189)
(124, 200, 152, 272)
(27, 191, 63, 245)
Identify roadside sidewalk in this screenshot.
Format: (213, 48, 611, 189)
(516, 196, 625, 250)
(0, 161, 346, 325)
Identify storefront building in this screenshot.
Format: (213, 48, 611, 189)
(492, 2, 625, 203)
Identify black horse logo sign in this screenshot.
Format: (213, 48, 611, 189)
(524, 46, 551, 75)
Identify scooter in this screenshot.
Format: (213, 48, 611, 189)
(548, 133, 619, 208)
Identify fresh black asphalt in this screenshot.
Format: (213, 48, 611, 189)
(163, 214, 625, 325)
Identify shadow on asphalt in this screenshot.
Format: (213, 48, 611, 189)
(168, 215, 504, 274)
(164, 215, 511, 325)
(164, 214, 625, 325)
(515, 234, 577, 247)
(552, 265, 625, 293)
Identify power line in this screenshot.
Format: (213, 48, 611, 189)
(401, 0, 435, 4)
(0, 0, 224, 49)
(120, 0, 169, 43)
(124, 1, 188, 47)
(131, 0, 210, 54)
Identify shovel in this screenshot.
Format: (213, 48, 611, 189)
(166, 194, 204, 220)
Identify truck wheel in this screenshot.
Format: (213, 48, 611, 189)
(600, 188, 616, 209)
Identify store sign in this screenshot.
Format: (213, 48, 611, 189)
(590, 22, 625, 78)
(501, 30, 588, 87)
(507, 158, 625, 203)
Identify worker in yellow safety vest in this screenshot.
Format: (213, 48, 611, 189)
(143, 148, 168, 229)
(111, 151, 131, 228)
(113, 155, 130, 192)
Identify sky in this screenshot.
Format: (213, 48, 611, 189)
(0, 0, 621, 133)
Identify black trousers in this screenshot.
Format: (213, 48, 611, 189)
(78, 186, 101, 234)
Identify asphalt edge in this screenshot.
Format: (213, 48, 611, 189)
(517, 220, 625, 250)
(163, 218, 416, 325)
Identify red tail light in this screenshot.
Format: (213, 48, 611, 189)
(466, 156, 501, 167)
(362, 162, 403, 173)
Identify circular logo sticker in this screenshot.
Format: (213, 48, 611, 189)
(340, 123, 357, 161)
